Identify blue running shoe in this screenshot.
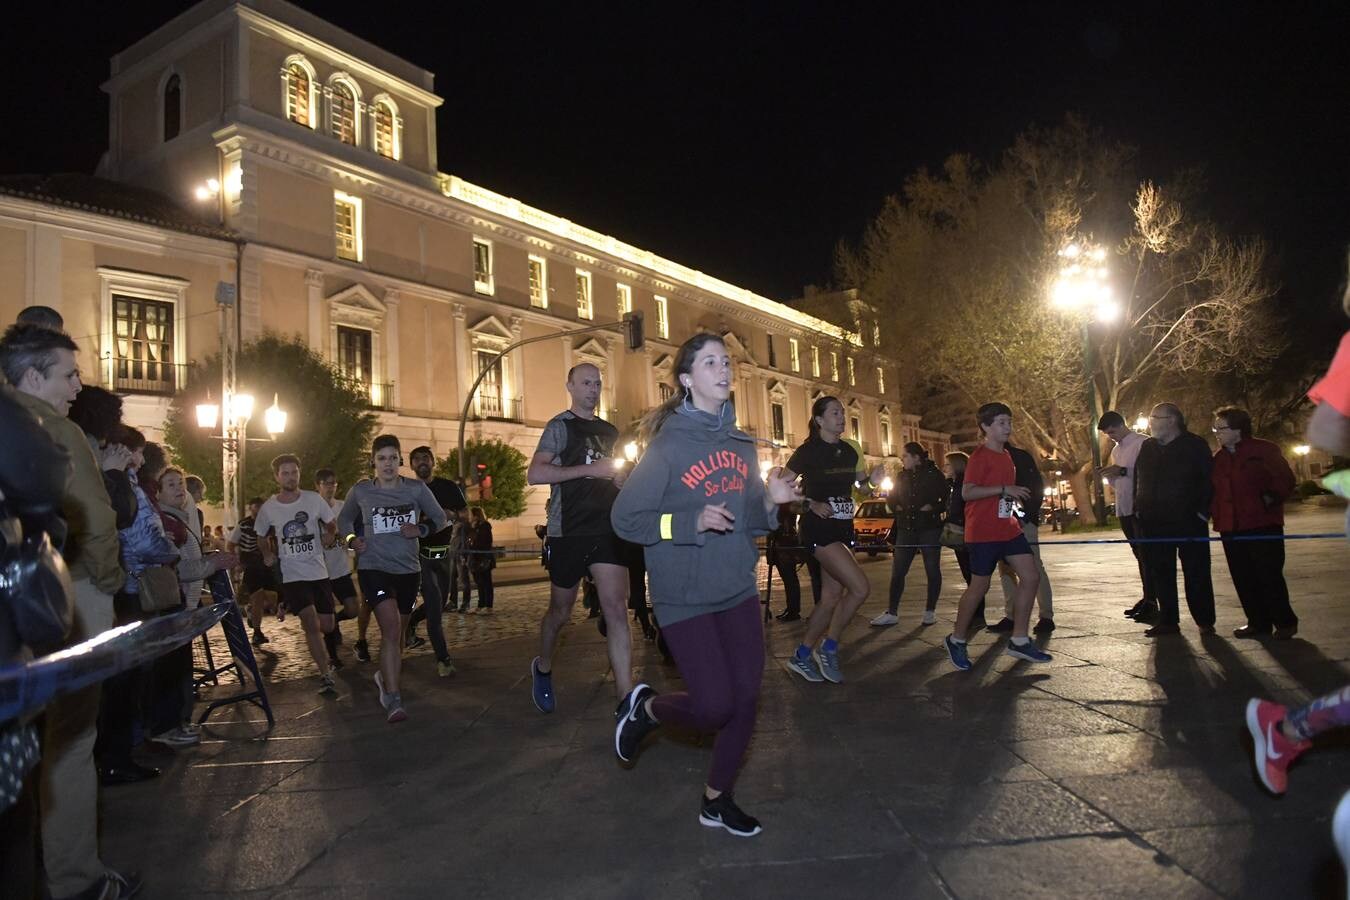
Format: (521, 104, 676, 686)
(784, 653, 824, 683)
(531, 656, 555, 713)
(814, 647, 844, 684)
(944, 635, 972, 671)
(1005, 640, 1053, 663)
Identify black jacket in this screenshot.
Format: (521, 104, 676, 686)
(889, 460, 948, 532)
(1006, 444, 1045, 524)
(945, 474, 966, 527)
(1133, 430, 1214, 525)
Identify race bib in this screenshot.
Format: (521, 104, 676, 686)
(997, 496, 1020, 519)
(828, 496, 854, 520)
(372, 505, 417, 535)
(282, 536, 316, 556)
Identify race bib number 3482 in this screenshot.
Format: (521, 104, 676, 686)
(828, 497, 854, 520)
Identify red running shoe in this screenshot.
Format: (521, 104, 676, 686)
(1246, 698, 1310, 794)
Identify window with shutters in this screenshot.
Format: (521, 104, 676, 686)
(528, 256, 548, 308)
(575, 270, 593, 319)
(334, 192, 362, 261)
(330, 79, 358, 145)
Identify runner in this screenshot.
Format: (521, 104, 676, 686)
(408, 446, 467, 676)
(942, 402, 1053, 671)
(611, 332, 801, 836)
(255, 455, 341, 695)
(314, 468, 357, 670)
(527, 362, 633, 713)
(227, 497, 277, 647)
(781, 396, 886, 684)
(338, 435, 447, 723)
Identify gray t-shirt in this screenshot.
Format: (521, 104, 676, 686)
(337, 477, 447, 575)
(255, 491, 335, 584)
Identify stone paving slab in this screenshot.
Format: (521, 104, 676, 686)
(102, 507, 1350, 898)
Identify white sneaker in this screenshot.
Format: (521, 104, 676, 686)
(870, 612, 899, 627)
(149, 726, 200, 748)
(1333, 791, 1350, 897)
(922, 609, 937, 625)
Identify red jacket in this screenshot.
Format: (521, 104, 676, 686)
(1210, 437, 1296, 533)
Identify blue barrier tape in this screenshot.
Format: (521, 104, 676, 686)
(0, 603, 229, 724)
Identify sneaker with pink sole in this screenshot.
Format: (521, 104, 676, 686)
(1246, 698, 1311, 794)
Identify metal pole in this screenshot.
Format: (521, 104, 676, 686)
(1082, 321, 1105, 522)
(456, 320, 634, 483)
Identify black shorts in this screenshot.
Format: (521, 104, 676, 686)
(968, 534, 1032, 578)
(800, 513, 855, 553)
(358, 569, 421, 615)
(281, 578, 335, 616)
(544, 533, 625, 589)
(330, 574, 357, 604)
(241, 565, 275, 595)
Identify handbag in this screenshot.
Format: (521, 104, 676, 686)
(0, 501, 74, 654)
(138, 565, 182, 613)
(939, 521, 965, 548)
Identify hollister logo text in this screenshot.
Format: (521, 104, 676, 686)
(681, 450, 750, 498)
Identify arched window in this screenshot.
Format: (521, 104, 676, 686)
(372, 96, 399, 159)
(283, 56, 317, 127)
(162, 73, 181, 141)
(328, 75, 360, 145)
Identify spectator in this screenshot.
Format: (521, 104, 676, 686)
(155, 469, 235, 743)
(0, 323, 138, 899)
(67, 386, 136, 530)
(770, 502, 806, 622)
(1097, 411, 1156, 620)
(450, 508, 472, 613)
(227, 498, 277, 647)
(1209, 407, 1298, 639)
(1132, 402, 1216, 637)
(184, 474, 207, 538)
(987, 443, 1054, 634)
(467, 506, 495, 612)
(15, 305, 64, 331)
(97, 426, 178, 784)
(872, 442, 947, 627)
(0, 383, 72, 900)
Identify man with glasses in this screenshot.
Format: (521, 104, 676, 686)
(1097, 411, 1156, 620)
(1131, 403, 1216, 636)
(1210, 408, 1298, 639)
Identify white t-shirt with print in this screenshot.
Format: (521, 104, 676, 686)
(255, 491, 335, 583)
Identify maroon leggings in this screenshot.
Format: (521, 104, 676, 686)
(651, 596, 764, 793)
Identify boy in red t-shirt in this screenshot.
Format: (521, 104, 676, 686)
(943, 402, 1053, 670)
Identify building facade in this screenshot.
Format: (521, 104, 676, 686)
(0, 0, 945, 538)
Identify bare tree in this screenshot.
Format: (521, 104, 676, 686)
(837, 117, 1283, 522)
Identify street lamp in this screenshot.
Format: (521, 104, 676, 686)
(197, 390, 286, 521)
(1050, 240, 1116, 522)
(1134, 414, 1149, 433)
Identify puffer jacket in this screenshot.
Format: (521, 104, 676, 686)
(117, 467, 178, 595)
(888, 460, 949, 532)
(1211, 437, 1296, 533)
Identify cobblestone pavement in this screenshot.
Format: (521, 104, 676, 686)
(111, 507, 1349, 898)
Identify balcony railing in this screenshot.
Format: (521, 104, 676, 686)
(773, 431, 795, 448)
(338, 377, 395, 411)
(105, 356, 192, 395)
(470, 395, 522, 422)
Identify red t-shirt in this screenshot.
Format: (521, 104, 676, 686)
(964, 445, 1022, 543)
(1308, 331, 1350, 416)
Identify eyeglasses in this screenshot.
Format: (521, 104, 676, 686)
(1212, 426, 1235, 433)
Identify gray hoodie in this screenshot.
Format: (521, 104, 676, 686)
(338, 477, 447, 575)
(611, 402, 772, 627)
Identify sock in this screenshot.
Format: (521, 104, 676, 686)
(1010, 636, 1030, 646)
(323, 630, 339, 658)
(822, 637, 839, 654)
(950, 635, 967, 646)
(795, 644, 812, 661)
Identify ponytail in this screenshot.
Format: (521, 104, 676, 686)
(638, 331, 724, 444)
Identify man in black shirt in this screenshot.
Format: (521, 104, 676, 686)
(228, 497, 276, 646)
(1133, 403, 1216, 636)
(408, 446, 467, 677)
(526, 363, 631, 714)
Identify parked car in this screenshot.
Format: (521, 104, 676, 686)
(854, 500, 893, 557)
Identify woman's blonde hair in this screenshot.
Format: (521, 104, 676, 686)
(944, 451, 969, 475)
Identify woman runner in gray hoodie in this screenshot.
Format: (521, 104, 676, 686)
(611, 333, 800, 837)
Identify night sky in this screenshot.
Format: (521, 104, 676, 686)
(4, 2, 1348, 339)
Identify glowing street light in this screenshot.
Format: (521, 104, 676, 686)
(1135, 415, 1149, 432)
(623, 441, 639, 462)
(1293, 445, 1311, 456)
(196, 390, 219, 430)
(879, 476, 894, 493)
(264, 393, 287, 436)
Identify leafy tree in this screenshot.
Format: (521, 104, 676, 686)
(835, 116, 1285, 522)
(435, 438, 530, 521)
(163, 333, 378, 505)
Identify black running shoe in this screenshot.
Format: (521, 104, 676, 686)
(699, 794, 762, 837)
(614, 683, 658, 763)
(354, 639, 371, 663)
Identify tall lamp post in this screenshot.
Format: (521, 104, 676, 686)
(197, 392, 287, 522)
(1050, 242, 1118, 523)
